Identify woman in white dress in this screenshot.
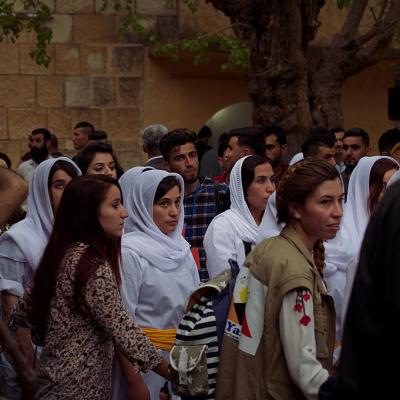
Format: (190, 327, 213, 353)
(204, 155, 275, 278)
(113, 169, 199, 400)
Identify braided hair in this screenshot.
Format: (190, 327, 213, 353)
(276, 158, 340, 273)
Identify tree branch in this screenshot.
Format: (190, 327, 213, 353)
(332, 0, 368, 48)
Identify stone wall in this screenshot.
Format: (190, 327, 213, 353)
(0, 0, 182, 168)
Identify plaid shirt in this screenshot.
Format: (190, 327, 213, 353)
(183, 177, 229, 282)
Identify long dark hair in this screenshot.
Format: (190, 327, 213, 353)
(29, 175, 123, 334)
(154, 176, 180, 203)
(368, 158, 399, 214)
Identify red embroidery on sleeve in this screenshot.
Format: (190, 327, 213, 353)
(295, 289, 312, 326)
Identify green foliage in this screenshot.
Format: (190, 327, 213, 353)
(101, 0, 250, 71)
(336, 0, 352, 10)
(0, 0, 53, 67)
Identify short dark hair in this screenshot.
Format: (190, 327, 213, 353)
(159, 128, 197, 160)
(0, 152, 11, 169)
(302, 129, 335, 158)
(330, 127, 345, 135)
(32, 128, 51, 142)
(344, 128, 370, 146)
(74, 121, 95, 137)
(198, 126, 212, 140)
(90, 130, 108, 141)
(262, 124, 287, 146)
(378, 128, 400, 154)
(228, 127, 266, 156)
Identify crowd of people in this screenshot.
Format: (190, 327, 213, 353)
(1, 121, 400, 399)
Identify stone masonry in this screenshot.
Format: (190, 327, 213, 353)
(0, 0, 179, 169)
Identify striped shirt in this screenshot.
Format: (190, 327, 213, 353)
(183, 177, 229, 282)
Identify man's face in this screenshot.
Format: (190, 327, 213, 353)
(224, 136, 248, 173)
(165, 142, 199, 184)
(31, 133, 46, 150)
(334, 130, 345, 164)
(30, 133, 49, 163)
(343, 136, 369, 168)
(73, 128, 89, 150)
(265, 134, 286, 167)
(316, 146, 336, 166)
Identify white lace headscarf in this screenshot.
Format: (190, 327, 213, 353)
(119, 166, 154, 233)
(122, 169, 191, 272)
(0, 157, 81, 270)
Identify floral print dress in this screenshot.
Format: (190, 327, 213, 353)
(11, 242, 163, 399)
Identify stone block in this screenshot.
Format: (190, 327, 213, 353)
(118, 77, 142, 106)
(0, 76, 35, 107)
(0, 45, 19, 74)
(56, 0, 94, 13)
(94, 0, 129, 14)
(70, 108, 103, 130)
(9, 108, 48, 140)
(110, 45, 144, 76)
(20, 44, 56, 75)
(55, 44, 81, 74)
(116, 149, 145, 170)
(116, 16, 156, 44)
(93, 77, 116, 106)
(0, 108, 7, 139)
(64, 76, 91, 107)
(156, 16, 179, 41)
(13, 0, 55, 12)
(81, 45, 107, 74)
(37, 76, 63, 107)
(74, 15, 117, 43)
(0, 140, 21, 168)
(48, 15, 74, 43)
(48, 108, 72, 139)
(137, 0, 177, 16)
(104, 107, 141, 138)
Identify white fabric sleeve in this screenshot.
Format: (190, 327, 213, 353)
(279, 290, 329, 400)
(204, 216, 238, 279)
(120, 249, 145, 318)
(0, 257, 29, 297)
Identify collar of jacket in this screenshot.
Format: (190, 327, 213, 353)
(280, 225, 314, 266)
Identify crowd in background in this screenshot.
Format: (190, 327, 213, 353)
(1, 120, 400, 399)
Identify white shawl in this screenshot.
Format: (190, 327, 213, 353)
(122, 170, 191, 272)
(0, 157, 81, 270)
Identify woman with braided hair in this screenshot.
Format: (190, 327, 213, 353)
(216, 159, 343, 400)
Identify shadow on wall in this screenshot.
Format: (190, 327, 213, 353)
(205, 101, 252, 145)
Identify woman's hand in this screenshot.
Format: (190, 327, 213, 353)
(116, 349, 150, 400)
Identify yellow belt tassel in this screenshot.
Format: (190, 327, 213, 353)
(142, 327, 176, 351)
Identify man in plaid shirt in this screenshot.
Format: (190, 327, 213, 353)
(160, 128, 229, 281)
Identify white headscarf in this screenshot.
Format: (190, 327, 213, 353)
(222, 156, 262, 243)
(122, 169, 190, 271)
(343, 156, 399, 251)
(119, 166, 154, 233)
(289, 152, 304, 165)
(387, 168, 400, 188)
(0, 157, 81, 270)
(256, 191, 283, 243)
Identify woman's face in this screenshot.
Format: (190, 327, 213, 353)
(50, 169, 73, 214)
(378, 168, 398, 202)
(98, 185, 128, 238)
(153, 184, 181, 234)
(87, 152, 117, 179)
(246, 163, 275, 216)
(292, 177, 343, 243)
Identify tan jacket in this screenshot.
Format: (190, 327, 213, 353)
(216, 227, 335, 400)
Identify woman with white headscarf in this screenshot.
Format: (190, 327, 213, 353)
(338, 156, 399, 333)
(204, 155, 275, 279)
(112, 169, 199, 400)
(118, 165, 154, 233)
(0, 157, 80, 399)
